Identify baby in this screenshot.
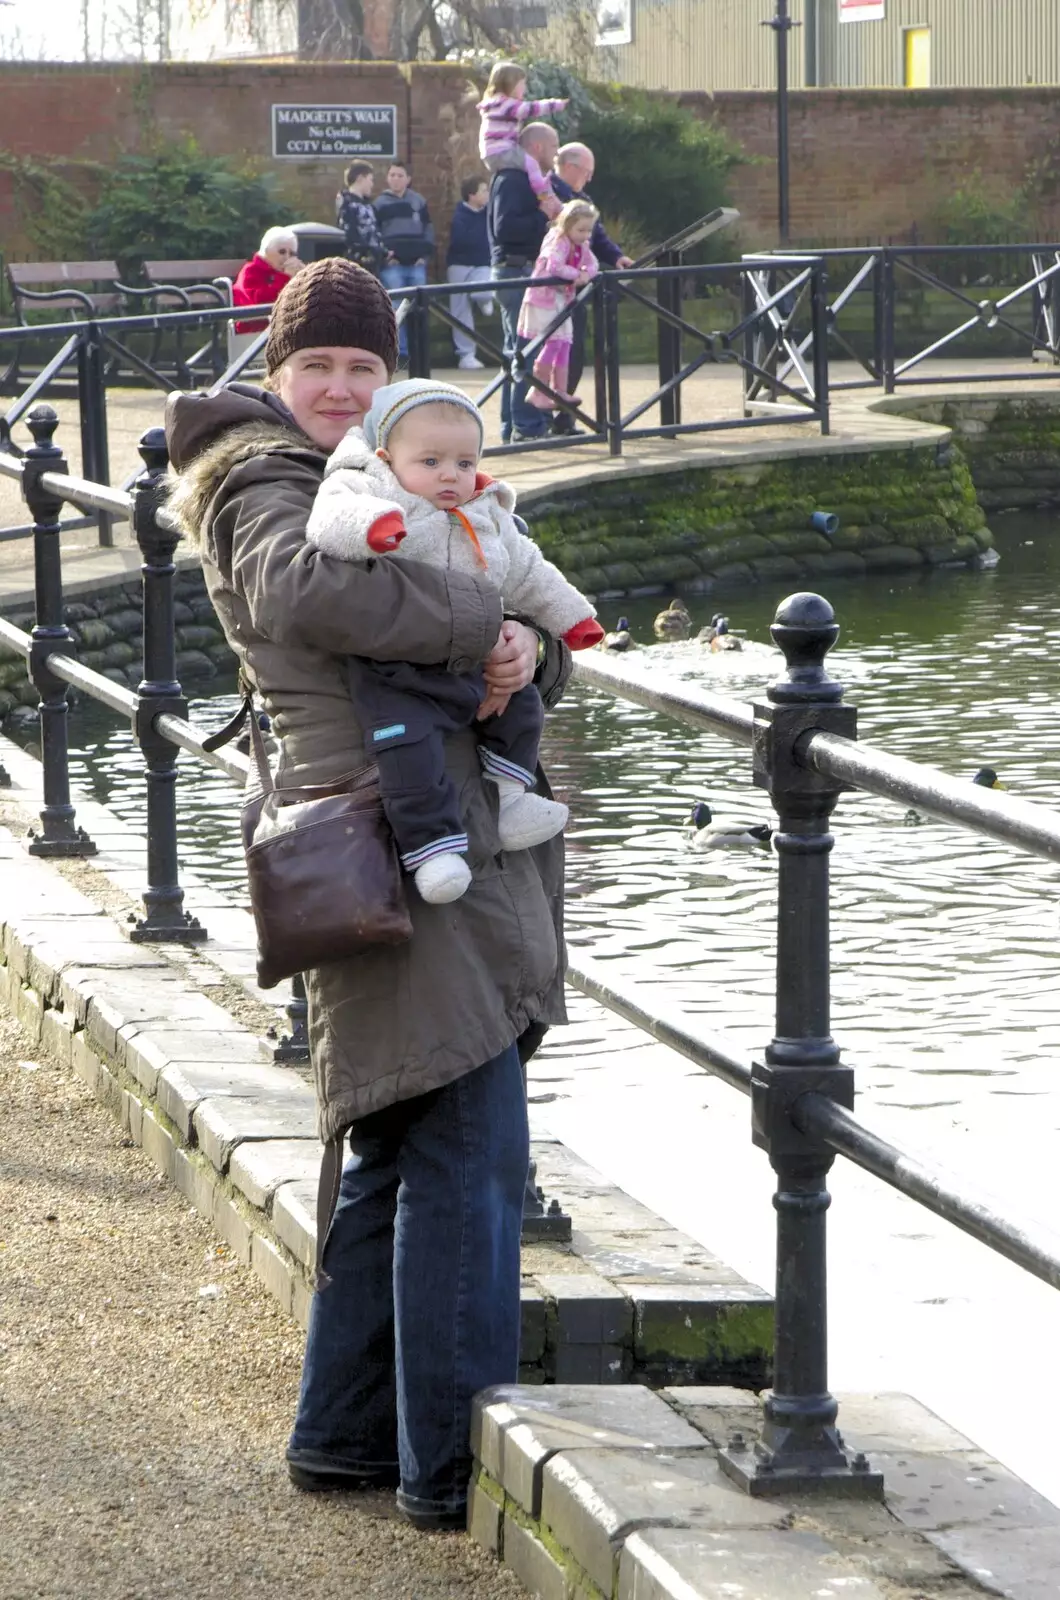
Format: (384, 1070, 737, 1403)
(477, 60, 568, 217)
(306, 378, 603, 905)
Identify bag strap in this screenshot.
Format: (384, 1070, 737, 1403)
(202, 687, 275, 796)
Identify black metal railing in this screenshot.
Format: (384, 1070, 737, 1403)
(2, 400, 1060, 1498)
(751, 242, 1060, 397)
(0, 256, 831, 542)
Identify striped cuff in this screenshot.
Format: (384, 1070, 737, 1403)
(480, 750, 535, 789)
(401, 834, 469, 871)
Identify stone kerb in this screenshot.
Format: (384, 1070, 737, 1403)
(470, 1384, 1060, 1600)
(0, 735, 774, 1388)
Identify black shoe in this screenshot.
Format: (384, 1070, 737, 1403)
(287, 1452, 400, 1493)
(395, 1489, 468, 1532)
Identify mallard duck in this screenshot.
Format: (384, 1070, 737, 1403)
(653, 599, 692, 640)
(973, 767, 1004, 790)
(603, 617, 634, 652)
(685, 801, 773, 851)
(904, 765, 1004, 825)
(697, 613, 743, 652)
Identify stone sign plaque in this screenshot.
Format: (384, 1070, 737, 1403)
(271, 104, 398, 160)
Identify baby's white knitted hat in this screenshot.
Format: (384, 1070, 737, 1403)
(363, 378, 484, 452)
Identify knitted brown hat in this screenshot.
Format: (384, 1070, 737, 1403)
(265, 257, 398, 376)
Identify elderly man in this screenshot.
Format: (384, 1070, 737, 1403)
(487, 121, 559, 442)
(550, 142, 634, 434)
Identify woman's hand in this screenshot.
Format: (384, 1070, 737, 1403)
(477, 619, 538, 720)
(282, 255, 305, 277)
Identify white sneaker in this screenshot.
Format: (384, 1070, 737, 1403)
(496, 791, 569, 851)
(414, 853, 472, 904)
(457, 355, 485, 370)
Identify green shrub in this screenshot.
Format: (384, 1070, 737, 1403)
(85, 137, 294, 278)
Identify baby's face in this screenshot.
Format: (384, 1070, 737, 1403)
(383, 407, 481, 511)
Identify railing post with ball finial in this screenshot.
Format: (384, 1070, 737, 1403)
(21, 403, 97, 858)
(719, 591, 882, 1498)
(128, 425, 206, 944)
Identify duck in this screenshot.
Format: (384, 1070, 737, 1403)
(685, 801, 773, 851)
(697, 613, 743, 652)
(653, 599, 692, 640)
(972, 767, 1004, 790)
(602, 616, 634, 652)
(903, 765, 1004, 825)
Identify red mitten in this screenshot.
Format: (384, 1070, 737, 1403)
(366, 510, 407, 553)
(562, 618, 605, 651)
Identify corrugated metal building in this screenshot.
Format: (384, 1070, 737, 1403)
(547, 0, 1060, 92)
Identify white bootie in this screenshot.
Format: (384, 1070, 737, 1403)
(414, 852, 472, 904)
(490, 775, 569, 850)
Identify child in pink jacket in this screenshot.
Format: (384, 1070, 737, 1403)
(477, 60, 567, 217)
(517, 199, 599, 409)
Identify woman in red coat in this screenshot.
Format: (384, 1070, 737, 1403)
(232, 227, 305, 332)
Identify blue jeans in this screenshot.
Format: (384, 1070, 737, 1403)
(382, 261, 428, 359)
(287, 1043, 529, 1522)
(496, 265, 547, 441)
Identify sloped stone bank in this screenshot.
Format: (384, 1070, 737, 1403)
(524, 443, 992, 603)
(884, 393, 1060, 513)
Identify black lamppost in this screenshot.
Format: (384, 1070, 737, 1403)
(762, 0, 800, 246)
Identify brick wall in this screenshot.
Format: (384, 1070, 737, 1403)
(2, 67, 1059, 268)
(697, 87, 1060, 245)
(0, 60, 482, 266)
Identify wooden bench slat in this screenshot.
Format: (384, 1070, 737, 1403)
(144, 259, 245, 280)
(8, 261, 119, 284)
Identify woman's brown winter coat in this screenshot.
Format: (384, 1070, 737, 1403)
(164, 385, 569, 1143)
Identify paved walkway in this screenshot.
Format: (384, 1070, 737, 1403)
(0, 999, 525, 1600)
(1, 358, 1058, 606)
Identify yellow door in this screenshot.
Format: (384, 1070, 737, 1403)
(904, 27, 931, 87)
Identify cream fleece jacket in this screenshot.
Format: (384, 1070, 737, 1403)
(305, 427, 598, 642)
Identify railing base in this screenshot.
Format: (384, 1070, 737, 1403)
(718, 1439, 884, 1499)
(25, 825, 97, 858)
(128, 911, 207, 944)
(270, 1032, 311, 1065)
(522, 1162, 573, 1242)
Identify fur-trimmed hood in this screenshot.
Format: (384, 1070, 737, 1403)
(164, 384, 324, 544)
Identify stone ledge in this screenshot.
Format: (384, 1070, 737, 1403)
(471, 1385, 1058, 1599)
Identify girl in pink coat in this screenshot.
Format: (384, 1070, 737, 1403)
(517, 199, 599, 410)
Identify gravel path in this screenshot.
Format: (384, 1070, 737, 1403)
(0, 1005, 524, 1600)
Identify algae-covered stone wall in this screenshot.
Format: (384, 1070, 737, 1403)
(524, 444, 992, 602)
(886, 395, 1060, 513)
(0, 569, 230, 719)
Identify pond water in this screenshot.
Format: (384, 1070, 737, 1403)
(30, 507, 1060, 1504)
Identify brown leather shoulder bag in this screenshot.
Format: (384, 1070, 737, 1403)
(206, 696, 412, 989)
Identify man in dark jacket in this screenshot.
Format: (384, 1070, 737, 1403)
(487, 122, 558, 442)
(550, 142, 634, 435)
(446, 175, 493, 370)
(335, 161, 388, 276)
(375, 161, 435, 361)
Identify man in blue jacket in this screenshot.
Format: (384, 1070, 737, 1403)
(446, 175, 493, 370)
(550, 142, 634, 435)
(487, 122, 558, 442)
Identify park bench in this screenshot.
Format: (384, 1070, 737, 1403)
(3, 259, 124, 390)
(7, 259, 123, 324)
(115, 260, 248, 381)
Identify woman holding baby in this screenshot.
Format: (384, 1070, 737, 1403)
(164, 257, 592, 1532)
